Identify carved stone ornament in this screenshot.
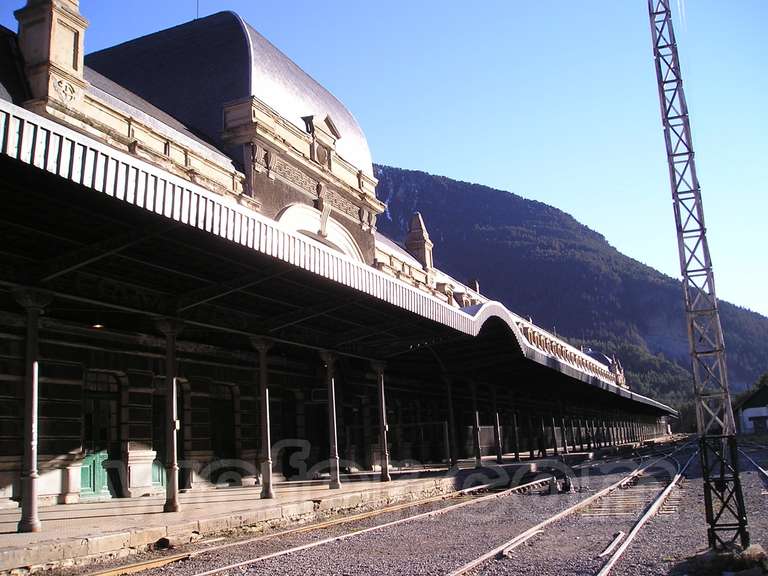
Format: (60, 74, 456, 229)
(358, 207, 370, 230)
(53, 78, 76, 104)
(314, 142, 328, 166)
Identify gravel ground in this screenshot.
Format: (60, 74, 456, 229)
(54, 492, 481, 576)
(113, 454, 648, 576)
(472, 454, 685, 576)
(608, 446, 768, 576)
(57, 445, 682, 576)
(231, 453, 670, 576)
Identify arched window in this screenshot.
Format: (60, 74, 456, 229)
(276, 203, 365, 262)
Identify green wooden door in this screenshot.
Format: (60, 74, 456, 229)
(80, 451, 110, 498)
(152, 393, 166, 488)
(81, 376, 118, 500)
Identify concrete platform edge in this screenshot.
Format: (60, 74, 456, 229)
(0, 463, 533, 574)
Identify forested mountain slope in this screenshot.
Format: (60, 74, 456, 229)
(375, 164, 768, 409)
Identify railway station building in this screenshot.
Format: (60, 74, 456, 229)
(0, 1, 674, 534)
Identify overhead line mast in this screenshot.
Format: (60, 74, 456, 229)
(647, 0, 749, 549)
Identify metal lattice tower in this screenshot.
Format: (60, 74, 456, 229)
(648, 0, 749, 549)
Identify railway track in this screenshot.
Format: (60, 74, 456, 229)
(80, 441, 690, 576)
(448, 444, 696, 576)
(83, 474, 556, 576)
(739, 447, 768, 494)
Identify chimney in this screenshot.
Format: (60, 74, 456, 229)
(468, 278, 480, 293)
(405, 212, 434, 270)
(15, 0, 89, 109)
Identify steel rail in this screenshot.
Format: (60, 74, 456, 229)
(595, 449, 698, 576)
(446, 443, 693, 576)
(738, 448, 768, 487)
(84, 476, 554, 576)
(182, 475, 560, 576)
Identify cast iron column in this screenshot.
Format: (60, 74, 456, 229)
(15, 289, 51, 533)
(158, 318, 182, 513)
(321, 351, 341, 489)
(470, 382, 482, 468)
(443, 376, 458, 469)
(490, 384, 503, 464)
(527, 414, 535, 460)
(252, 338, 274, 498)
(372, 361, 391, 482)
(550, 415, 559, 456)
(560, 415, 569, 455)
(512, 412, 521, 461)
(538, 415, 547, 458)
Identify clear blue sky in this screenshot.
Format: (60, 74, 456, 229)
(2, 1, 766, 317)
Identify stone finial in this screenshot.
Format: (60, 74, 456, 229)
(15, 0, 89, 107)
(405, 212, 434, 270)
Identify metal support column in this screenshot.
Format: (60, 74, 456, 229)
(512, 412, 521, 461)
(490, 384, 503, 464)
(252, 338, 274, 498)
(15, 289, 51, 533)
(320, 351, 341, 489)
(443, 376, 458, 470)
(157, 318, 182, 513)
(551, 415, 559, 456)
(608, 419, 615, 446)
(527, 414, 535, 460)
(470, 383, 482, 468)
(539, 415, 547, 457)
(560, 415, 569, 455)
(372, 362, 391, 482)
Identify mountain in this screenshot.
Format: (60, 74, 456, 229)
(374, 164, 768, 411)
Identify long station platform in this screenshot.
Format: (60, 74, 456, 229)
(0, 437, 667, 574)
(0, 454, 549, 573)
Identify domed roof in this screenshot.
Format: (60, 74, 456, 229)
(86, 11, 373, 176)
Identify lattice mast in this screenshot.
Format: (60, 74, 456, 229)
(647, 0, 749, 549)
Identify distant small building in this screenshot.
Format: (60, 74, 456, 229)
(734, 385, 768, 434)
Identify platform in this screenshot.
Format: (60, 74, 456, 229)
(0, 456, 539, 573)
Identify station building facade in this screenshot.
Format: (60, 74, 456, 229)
(0, 1, 673, 532)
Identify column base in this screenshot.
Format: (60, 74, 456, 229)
(260, 485, 275, 499)
(380, 472, 391, 482)
(17, 518, 41, 532)
(163, 501, 179, 513)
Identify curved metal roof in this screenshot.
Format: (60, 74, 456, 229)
(86, 12, 373, 176)
(236, 15, 373, 177)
